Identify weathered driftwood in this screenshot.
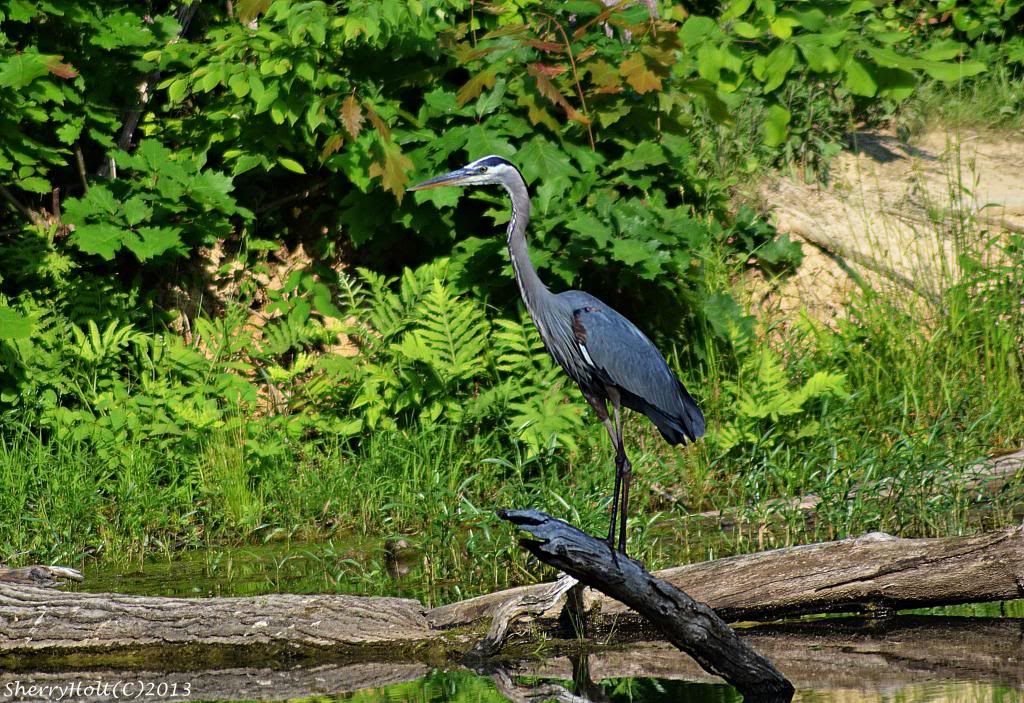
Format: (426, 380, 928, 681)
(497, 508, 794, 699)
(0, 566, 82, 588)
(431, 520, 1024, 630)
(2, 524, 1022, 660)
(0, 587, 433, 653)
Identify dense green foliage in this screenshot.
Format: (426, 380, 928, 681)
(0, 0, 1022, 574)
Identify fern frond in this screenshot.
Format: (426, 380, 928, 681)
(402, 278, 488, 385)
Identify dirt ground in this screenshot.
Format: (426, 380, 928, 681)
(755, 128, 1024, 323)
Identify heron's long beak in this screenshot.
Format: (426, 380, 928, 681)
(408, 167, 474, 191)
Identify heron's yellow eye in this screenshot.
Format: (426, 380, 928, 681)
(478, 166, 488, 173)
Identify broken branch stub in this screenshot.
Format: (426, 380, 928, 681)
(497, 508, 794, 700)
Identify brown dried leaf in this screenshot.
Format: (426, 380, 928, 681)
(528, 64, 590, 125)
(531, 63, 567, 77)
(369, 141, 413, 203)
(340, 95, 364, 139)
(44, 56, 77, 79)
(524, 39, 565, 53)
(320, 133, 344, 160)
(619, 53, 662, 94)
(365, 106, 390, 141)
(456, 67, 497, 107)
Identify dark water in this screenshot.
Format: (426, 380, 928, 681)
(58, 543, 1024, 703)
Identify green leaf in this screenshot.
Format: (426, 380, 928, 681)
(0, 308, 33, 340)
(762, 103, 790, 147)
(72, 223, 126, 259)
(720, 0, 752, 22)
(732, 21, 760, 39)
(123, 196, 151, 226)
(517, 137, 578, 185)
(125, 226, 182, 261)
(918, 40, 968, 62)
(228, 71, 250, 98)
(278, 157, 306, 174)
(56, 122, 83, 144)
(610, 239, 653, 267)
(610, 141, 666, 171)
(797, 41, 840, 73)
(167, 78, 188, 103)
(919, 60, 986, 81)
(464, 124, 515, 160)
(875, 67, 917, 100)
(18, 176, 50, 194)
(680, 16, 719, 46)
(189, 171, 238, 212)
(704, 291, 755, 342)
(0, 53, 51, 88)
(769, 16, 799, 39)
(843, 57, 877, 97)
(696, 44, 723, 83)
(759, 44, 796, 92)
(565, 212, 613, 248)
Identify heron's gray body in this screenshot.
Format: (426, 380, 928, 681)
(499, 155, 704, 447)
(410, 154, 705, 553)
(530, 289, 704, 445)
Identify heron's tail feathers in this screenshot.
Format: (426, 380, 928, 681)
(645, 381, 705, 446)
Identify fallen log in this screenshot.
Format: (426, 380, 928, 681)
(1, 525, 1021, 661)
(432, 521, 1024, 629)
(496, 508, 794, 699)
(0, 566, 82, 589)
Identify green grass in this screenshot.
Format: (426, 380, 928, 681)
(897, 64, 1024, 137)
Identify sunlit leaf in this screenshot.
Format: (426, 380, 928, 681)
(340, 94, 364, 139)
(0, 308, 32, 340)
(619, 53, 662, 94)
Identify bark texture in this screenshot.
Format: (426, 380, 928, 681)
(0, 587, 432, 652)
(431, 522, 1024, 630)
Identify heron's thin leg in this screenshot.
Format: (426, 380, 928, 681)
(612, 401, 632, 555)
(584, 392, 620, 550)
(601, 414, 621, 550)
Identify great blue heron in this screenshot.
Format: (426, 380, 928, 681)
(410, 155, 705, 555)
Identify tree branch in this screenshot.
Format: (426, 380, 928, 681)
(497, 508, 794, 700)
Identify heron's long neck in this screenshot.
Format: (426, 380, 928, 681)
(504, 176, 551, 315)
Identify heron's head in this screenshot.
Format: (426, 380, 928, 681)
(409, 155, 520, 192)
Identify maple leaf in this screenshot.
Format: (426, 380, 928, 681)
(619, 54, 662, 94)
(320, 133, 344, 160)
(369, 141, 413, 203)
(456, 67, 497, 107)
(44, 55, 77, 79)
(527, 64, 590, 125)
(517, 94, 559, 131)
(340, 95, 364, 139)
(365, 106, 390, 141)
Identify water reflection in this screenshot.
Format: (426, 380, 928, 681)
(278, 669, 1019, 703)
